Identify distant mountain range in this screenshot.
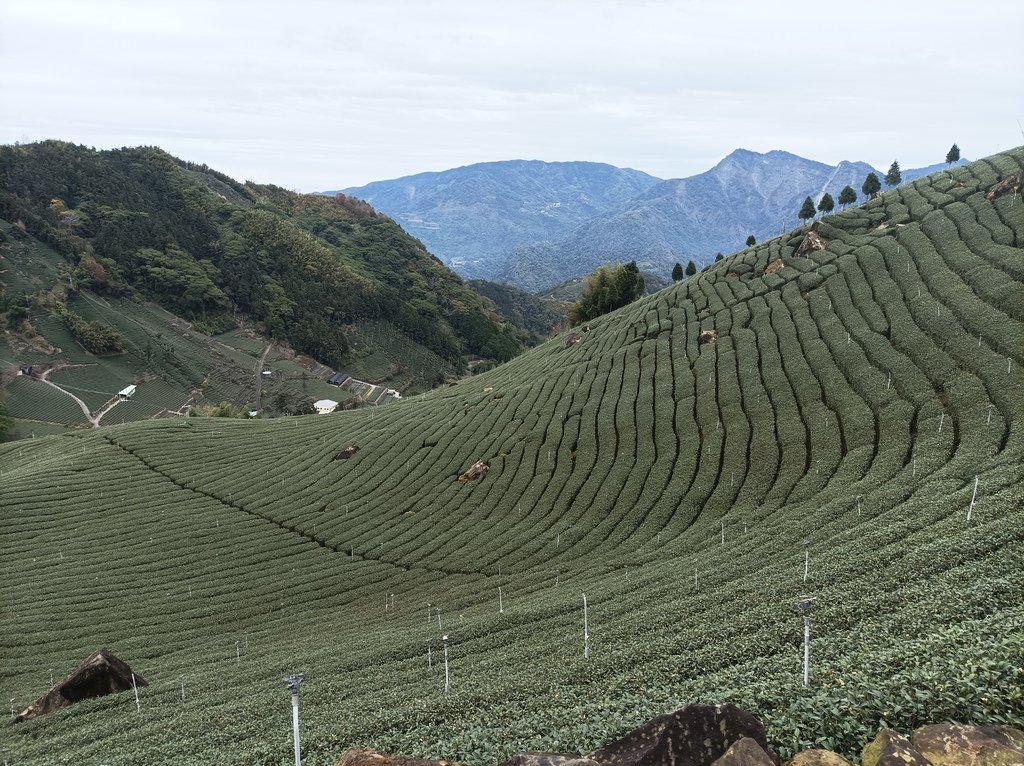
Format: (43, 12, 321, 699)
(336, 152, 966, 292)
(329, 160, 658, 281)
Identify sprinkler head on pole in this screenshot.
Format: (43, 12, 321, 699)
(283, 673, 305, 695)
(794, 597, 816, 616)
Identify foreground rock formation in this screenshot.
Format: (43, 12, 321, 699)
(14, 648, 146, 722)
(335, 705, 1024, 766)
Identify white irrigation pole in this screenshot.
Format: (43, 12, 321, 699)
(582, 593, 590, 659)
(236, 641, 240, 664)
(694, 566, 698, 589)
(427, 643, 432, 671)
(938, 412, 945, 433)
(426, 603, 431, 625)
(10, 698, 15, 721)
(803, 540, 810, 583)
(720, 522, 725, 545)
(498, 586, 503, 614)
(442, 635, 450, 693)
(795, 598, 816, 687)
(967, 476, 979, 522)
(284, 675, 304, 766)
(180, 675, 185, 701)
(987, 405, 994, 425)
(131, 672, 140, 713)
(437, 608, 442, 631)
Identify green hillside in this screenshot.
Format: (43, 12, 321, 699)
(0, 141, 525, 388)
(1, 150, 1022, 766)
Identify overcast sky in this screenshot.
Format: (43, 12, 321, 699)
(1, 0, 1021, 190)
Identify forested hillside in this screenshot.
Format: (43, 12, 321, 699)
(1, 149, 1022, 766)
(0, 142, 525, 378)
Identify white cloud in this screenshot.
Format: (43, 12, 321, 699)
(0, 0, 1021, 188)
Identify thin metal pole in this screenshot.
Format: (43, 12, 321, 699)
(131, 672, 140, 713)
(802, 615, 810, 687)
(443, 639, 450, 693)
(427, 645, 432, 671)
(498, 586, 503, 613)
(583, 593, 590, 659)
(437, 608, 442, 631)
(967, 476, 979, 522)
(804, 550, 809, 583)
(291, 692, 301, 766)
(180, 675, 185, 701)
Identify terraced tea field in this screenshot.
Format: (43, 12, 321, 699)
(1, 150, 1023, 765)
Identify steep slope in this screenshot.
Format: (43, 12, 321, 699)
(1, 149, 1022, 766)
(337, 160, 661, 280)
(0, 142, 524, 386)
(501, 150, 944, 290)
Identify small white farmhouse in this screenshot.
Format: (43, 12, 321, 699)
(118, 384, 137, 400)
(313, 399, 339, 415)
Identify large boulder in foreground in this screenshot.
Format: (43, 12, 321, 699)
(910, 723, 1024, 766)
(861, 729, 930, 766)
(334, 748, 459, 766)
(781, 751, 853, 766)
(14, 648, 146, 722)
(711, 737, 776, 766)
(586, 703, 776, 766)
(499, 755, 599, 766)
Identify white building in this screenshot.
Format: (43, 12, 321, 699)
(118, 384, 137, 400)
(313, 399, 339, 415)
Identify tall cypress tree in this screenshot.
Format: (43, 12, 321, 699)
(685, 260, 697, 277)
(745, 235, 756, 246)
(946, 143, 961, 166)
(885, 161, 902, 188)
(799, 196, 816, 222)
(817, 193, 835, 216)
(862, 173, 882, 198)
(838, 185, 857, 208)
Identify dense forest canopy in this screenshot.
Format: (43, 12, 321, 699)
(0, 141, 524, 371)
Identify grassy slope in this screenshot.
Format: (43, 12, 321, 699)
(1, 151, 1022, 766)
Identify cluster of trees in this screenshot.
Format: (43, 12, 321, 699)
(671, 261, 698, 281)
(569, 261, 644, 325)
(799, 144, 960, 222)
(57, 306, 125, 355)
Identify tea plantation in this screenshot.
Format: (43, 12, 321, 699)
(1, 150, 1022, 765)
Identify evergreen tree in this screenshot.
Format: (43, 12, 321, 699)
(885, 161, 902, 188)
(862, 172, 882, 198)
(715, 252, 724, 262)
(799, 196, 816, 222)
(946, 143, 960, 166)
(671, 262, 684, 282)
(685, 260, 697, 277)
(817, 192, 835, 216)
(745, 235, 756, 247)
(838, 185, 857, 208)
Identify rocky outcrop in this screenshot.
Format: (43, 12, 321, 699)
(335, 748, 459, 766)
(698, 330, 719, 345)
(14, 648, 146, 722)
(910, 723, 1024, 766)
(986, 171, 1023, 201)
(499, 755, 599, 766)
(711, 737, 776, 766)
(589, 703, 775, 766)
(457, 460, 490, 482)
(781, 751, 853, 766)
(861, 729, 929, 766)
(795, 223, 828, 258)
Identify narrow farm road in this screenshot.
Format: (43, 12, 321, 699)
(253, 343, 272, 410)
(92, 396, 123, 425)
(38, 367, 98, 426)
